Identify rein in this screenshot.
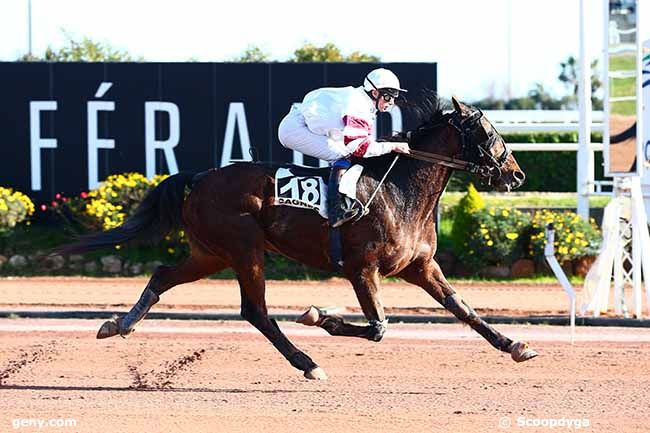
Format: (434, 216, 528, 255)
(353, 105, 510, 218)
(401, 109, 510, 185)
(405, 149, 501, 181)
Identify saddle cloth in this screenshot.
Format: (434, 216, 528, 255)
(273, 164, 364, 219)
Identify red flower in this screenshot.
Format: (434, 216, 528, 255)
(55, 193, 62, 199)
(40, 204, 47, 211)
(51, 201, 58, 207)
(80, 192, 88, 199)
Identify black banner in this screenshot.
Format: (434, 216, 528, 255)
(0, 62, 436, 203)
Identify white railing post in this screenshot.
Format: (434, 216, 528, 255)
(577, 0, 593, 220)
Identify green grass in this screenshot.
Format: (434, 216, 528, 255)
(446, 275, 584, 285)
(610, 99, 636, 116)
(609, 53, 637, 115)
(437, 217, 454, 252)
(0, 225, 70, 255)
(609, 78, 635, 98)
(609, 53, 635, 71)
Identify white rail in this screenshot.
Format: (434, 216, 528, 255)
(508, 142, 603, 151)
(486, 109, 604, 134)
(485, 109, 608, 214)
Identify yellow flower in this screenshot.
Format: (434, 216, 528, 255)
(502, 209, 509, 217)
(487, 240, 494, 246)
(505, 233, 518, 240)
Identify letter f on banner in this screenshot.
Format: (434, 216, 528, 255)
(145, 102, 180, 178)
(30, 101, 58, 191)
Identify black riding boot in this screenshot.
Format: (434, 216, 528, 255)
(327, 166, 359, 228)
(327, 164, 359, 270)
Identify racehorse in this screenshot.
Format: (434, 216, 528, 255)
(57, 93, 536, 380)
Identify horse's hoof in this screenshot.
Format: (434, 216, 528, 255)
(304, 367, 327, 380)
(296, 306, 321, 327)
(96, 319, 121, 339)
(510, 341, 538, 362)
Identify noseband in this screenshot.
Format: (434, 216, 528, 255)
(405, 110, 511, 185)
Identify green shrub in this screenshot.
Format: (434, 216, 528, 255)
(53, 172, 188, 259)
(0, 187, 35, 234)
(529, 209, 601, 264)
(451, 183, 485, 254)
(461, 207, 532, 270)
(80, 172, 169, 230)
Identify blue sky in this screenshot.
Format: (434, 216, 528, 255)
(1, 0, 649, 101)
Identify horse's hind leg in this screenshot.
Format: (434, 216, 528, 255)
(97, 250, 227, 339)
(399, 258, 538, 363)
(234, 248, 326, 380)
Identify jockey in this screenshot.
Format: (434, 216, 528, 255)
(278, 68, 410, 228)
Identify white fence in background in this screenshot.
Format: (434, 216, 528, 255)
(487, 109, 605, 151)
(486, 110, 610, 212)
(483, 110, 613, 202)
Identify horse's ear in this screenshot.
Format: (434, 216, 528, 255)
(451, 96, 469, 117)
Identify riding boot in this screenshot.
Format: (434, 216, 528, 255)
(327, 166, 359, 228)
(327, 161, 355, 270)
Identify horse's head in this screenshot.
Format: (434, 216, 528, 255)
(446, 96, 525, 191)
(406, 94, 525, 192)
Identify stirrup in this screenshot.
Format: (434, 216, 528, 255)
(331, 207, 361, 228)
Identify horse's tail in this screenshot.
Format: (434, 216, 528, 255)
(54, 171, 199, 256)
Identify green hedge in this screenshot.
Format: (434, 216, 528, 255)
(447, 132, 604, 192)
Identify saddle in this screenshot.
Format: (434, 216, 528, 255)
(272, 164, 365, 221)
(272, 163, 366, 271)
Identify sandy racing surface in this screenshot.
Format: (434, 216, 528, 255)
(1, 319, 649, 433)
(0, 276, 621, 317)
(1, 277, 648, 432)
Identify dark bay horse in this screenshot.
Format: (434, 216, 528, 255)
(57, 94, 536, 380)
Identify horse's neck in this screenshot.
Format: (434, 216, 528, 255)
(400, 161, 452, 219)
(385, 130, 457, 223)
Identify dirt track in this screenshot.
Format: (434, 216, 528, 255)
(1, 277, 647, 432)
(1, 319, 649, 433)
(0, 276, 622, 317)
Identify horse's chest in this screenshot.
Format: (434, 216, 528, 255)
(378, 229, 420, 262)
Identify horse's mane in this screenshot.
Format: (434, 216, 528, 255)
(402, 88, 450, 130)
(355, 89, 451, 174)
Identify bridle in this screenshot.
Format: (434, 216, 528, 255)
(404, 109, 511, 185)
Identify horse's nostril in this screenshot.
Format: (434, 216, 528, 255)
(513, 171, 525, 182)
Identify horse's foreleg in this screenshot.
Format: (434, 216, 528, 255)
(399, 259, 537, 362)
(97, 253, 226, 339)
(298, 267, 387, 342)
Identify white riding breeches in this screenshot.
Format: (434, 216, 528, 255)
(278, 105, 349, 162)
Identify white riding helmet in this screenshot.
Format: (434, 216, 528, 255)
(363, 68, 407, 95)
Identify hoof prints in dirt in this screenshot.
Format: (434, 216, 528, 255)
(0, 341, 58, 386)
(129, 349, 206, 389)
